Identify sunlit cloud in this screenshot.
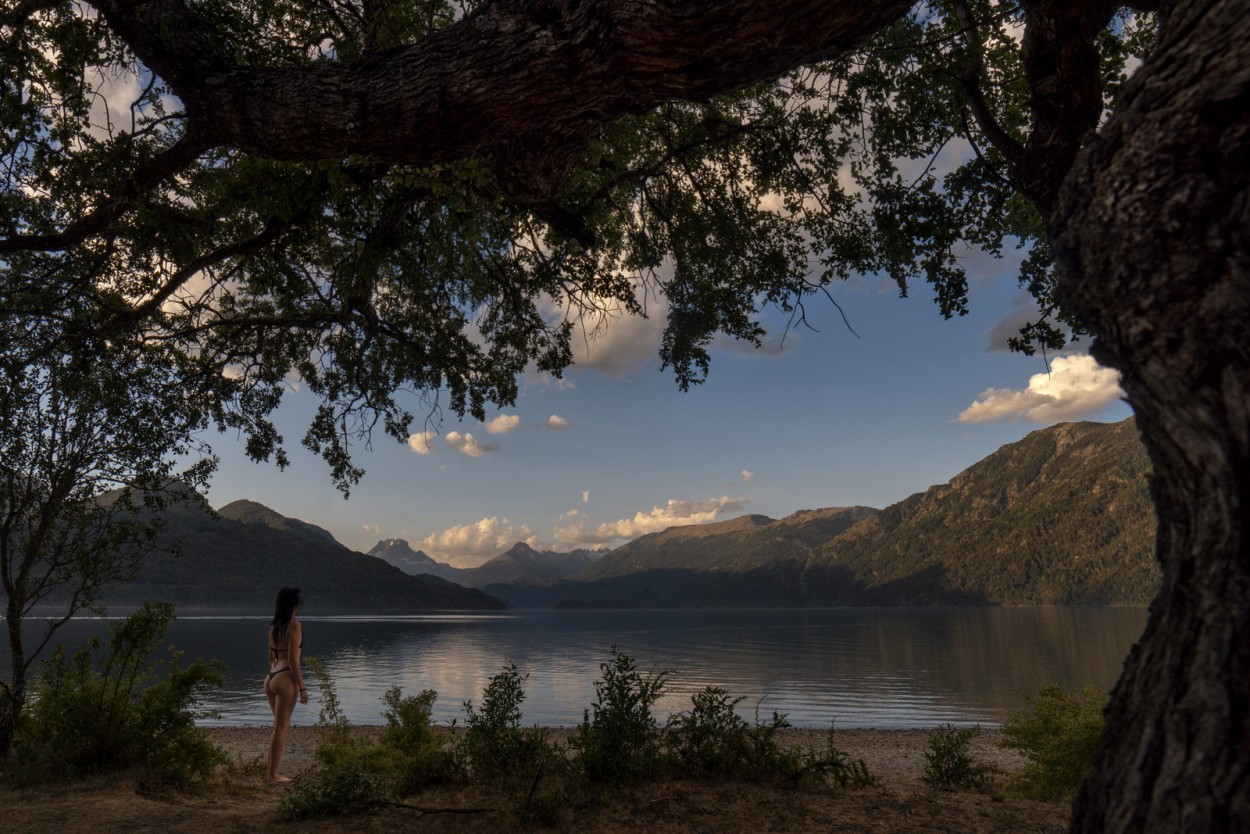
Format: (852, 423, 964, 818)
(418, 517, 537, 567)
(956, 354, 1125, 424)
(581, 490, 590, 504)
(541, 281, 668, 378)
(545, 415, 573, 431)
(445, 431, 500, 457)
(740, 470, 756, 484)
(554, 496, 750, 546)
(484, 414, 521, 434)
(406, 430, 437, 455)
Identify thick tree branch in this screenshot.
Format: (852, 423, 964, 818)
(90, 0, 916, 204)
(1015, 0, 1120, 213)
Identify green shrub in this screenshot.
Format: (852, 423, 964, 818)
(1001, 683, 1108, 800)
(279, 757, 392, 818)
(922, 724, 997, 792)
(461, 662, 555, 780)
(665, 693, 873, 788)
(666, 686, 750, 776)
(284, 666, 461, 818)
(380, 686, 461, 788)
(573, 647, 668, 782)
(6, 602, 225, 788)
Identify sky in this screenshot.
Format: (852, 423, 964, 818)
(201, 245, 1132, 567)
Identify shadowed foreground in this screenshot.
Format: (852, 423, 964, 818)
(1, 727, 1070, 833)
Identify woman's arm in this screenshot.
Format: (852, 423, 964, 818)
(288, 620, 309, 703)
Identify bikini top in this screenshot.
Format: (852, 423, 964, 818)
(269, 625, 304, 655)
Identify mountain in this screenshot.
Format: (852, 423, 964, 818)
(217, 499, 341, 546)
(577, 507, 876, 580)
(368, 539, 602, 588)
(102, 500, 506, 613)
(482, 507, 877, 609)
(484, 418, 1157, 608)
(369, 538, 457, 580)
(801, 417, 1159, 605)
(456, 542, 600, 587)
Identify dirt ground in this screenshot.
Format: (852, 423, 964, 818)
(0, 726, 1071, 833)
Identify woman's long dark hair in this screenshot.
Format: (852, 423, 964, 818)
(271, 586, 303, 644)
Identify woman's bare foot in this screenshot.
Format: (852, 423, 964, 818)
(263, 774, 293, 785)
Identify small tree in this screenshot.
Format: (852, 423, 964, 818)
(0, 347, 217, 752)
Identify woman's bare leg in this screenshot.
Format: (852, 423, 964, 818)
(264, 675, 297, 783)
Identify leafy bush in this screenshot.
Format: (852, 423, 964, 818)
(380, 686, 461, 788)
(573, 647, 668, 782)
(283, 665, 459, 818)
(461, 662, 555, 780)
(6, 602, 225, 788)
(665, 692, 873, 788)
(279, 757, 393, 818)
(666, 686, 750, 776)
(922, 724, 997, 791)
(1001, 683, 1108, 800)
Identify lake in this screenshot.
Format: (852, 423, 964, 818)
(5, 607, 1147, 729)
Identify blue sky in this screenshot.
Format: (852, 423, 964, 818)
(202, 246, 1132, 567)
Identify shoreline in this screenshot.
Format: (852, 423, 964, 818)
(208, 724, 1027, 791)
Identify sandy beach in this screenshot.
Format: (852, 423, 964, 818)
(0, 725, 1073, 833)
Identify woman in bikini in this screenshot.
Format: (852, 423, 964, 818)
(264, 586, 308, 784)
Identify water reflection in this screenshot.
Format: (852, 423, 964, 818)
(3, 608, 1146, 728)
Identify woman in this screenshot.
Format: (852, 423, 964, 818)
(264, 586, 308, 783)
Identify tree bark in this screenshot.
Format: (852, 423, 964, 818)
(88, 0, 913, 204)
(1, 594, 26, 754)
(1053, 1, 1250, 830)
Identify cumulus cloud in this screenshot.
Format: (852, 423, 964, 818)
(541, 282, 667, 378)
(545, 415, 573, 431)
(740, 470, 756, 484)
(581, 490, 590, 504)
(445, 431, 500, 457)
(956, 354, 1125, 424)
(406, 430, 437, 455)
(555, 496, 750, 546)
(484, 414, 521, 434)
(418, 517, 538, 567)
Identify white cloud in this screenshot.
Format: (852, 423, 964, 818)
(581, 490, 590, 504)
(445, 431, 500, 457)
(545, 415, 573, 431)
(406, 430, 437, 455)
(956, 354, 1125, 424)
(541, 281, 668, 378)
(555, 496, 750, 546)
(419, 517, 537, 567)
(484, 414, 521, 434)
(740, 469, 756, 484)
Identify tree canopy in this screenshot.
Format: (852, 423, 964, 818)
(1, 0, 1155, 486)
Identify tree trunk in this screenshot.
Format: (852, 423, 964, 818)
(1053, 1, 1250, 830)
(1, 595, 26, 754)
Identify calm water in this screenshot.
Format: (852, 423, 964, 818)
(5, 607, 1146, 729)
